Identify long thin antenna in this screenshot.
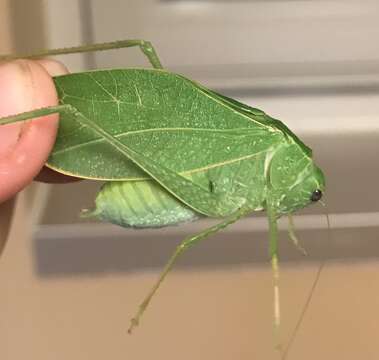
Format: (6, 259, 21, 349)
(281, 203, 331, 359)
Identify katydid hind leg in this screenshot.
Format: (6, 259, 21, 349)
(0, 105, 251, 331)
(0, 39, 163, 69)
(71, 111, 240, 218)
(55, 108, 239, 218)
(0, 104, 234, 218)
(0, 104, 74, 126)
(128, 207, 251, 334)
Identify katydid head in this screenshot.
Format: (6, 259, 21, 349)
(277, 164, 325, 214)
(268, 143, 326, 215)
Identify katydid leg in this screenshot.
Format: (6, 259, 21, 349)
(288, 214, 307, 256)
(0, 105, 241, 217)
(0, 105, 72, 126)
(128, 207, 251, 334)
(267, 201, 282, 351)
(0, 40, 163, 70)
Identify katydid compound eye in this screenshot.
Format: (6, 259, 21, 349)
(310, 189, 322, 202)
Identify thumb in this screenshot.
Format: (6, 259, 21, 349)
(0, 60, 59, 203)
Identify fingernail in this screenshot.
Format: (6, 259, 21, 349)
(36, 58, 69, 76)
(0, 61, 31, 157)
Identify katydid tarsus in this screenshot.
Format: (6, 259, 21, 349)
(0, 40, 325, 352)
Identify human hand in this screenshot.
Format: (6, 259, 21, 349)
(0, 59, 79, 204)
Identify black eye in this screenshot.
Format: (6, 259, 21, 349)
(310, 189, 322, 202)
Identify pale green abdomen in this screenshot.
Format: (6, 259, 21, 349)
(88, 180, 200, 228)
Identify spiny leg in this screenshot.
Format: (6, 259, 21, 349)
(287, 214, 307, 256)
(0, 39, 163, 69)
(0, 39, 240, 217)
(0, 103, 236, 218)
(128, 207, 251, 334)
(0, 105, 72, 126)
(267, 202, 282, 352)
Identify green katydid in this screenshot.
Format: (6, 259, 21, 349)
(0, 40, 325, 344)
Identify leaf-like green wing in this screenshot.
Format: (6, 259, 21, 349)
(49, 69, 282, 180)
(197, 84, 312, 157)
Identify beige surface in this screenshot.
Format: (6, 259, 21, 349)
(0, 198, 15, 256)
(1, 231, 379, 360)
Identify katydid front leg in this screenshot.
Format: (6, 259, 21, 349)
(267, 199, 282, 352)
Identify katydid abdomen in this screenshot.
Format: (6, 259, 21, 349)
(89, 151, 270, 228)
(90, 179, 200, 228)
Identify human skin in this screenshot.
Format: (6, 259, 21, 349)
(0, 59, 79, 204)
